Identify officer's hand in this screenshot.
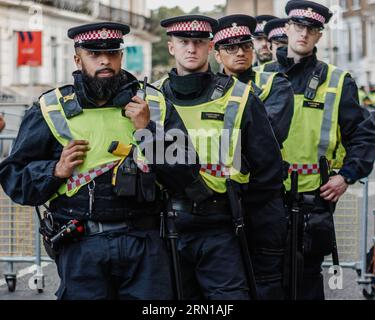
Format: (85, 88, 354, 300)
(320, 174, 348, 202)
(54, 140, 90, 179)
(123, 96, 150, 130)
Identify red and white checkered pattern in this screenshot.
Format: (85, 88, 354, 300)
(289, 8, 326, 24)
(268, 27, 286, 40)
(288, 163, 320, 175)
(200, 164, 231, 178)
(74, 29, 123, 43)
(166, 20, 212, 33)
(255, 22, 266, 33)
(213, 25, 251, 44)
(67, 161, 118, 191)
(135, 158, 150, 173)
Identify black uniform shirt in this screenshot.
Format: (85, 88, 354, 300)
(235, 67, 294, 146)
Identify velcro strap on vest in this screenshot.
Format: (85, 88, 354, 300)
(67, 161, 118, 191)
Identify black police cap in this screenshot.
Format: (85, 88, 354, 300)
(160, 15, 218, 39)
(264, 18, 289, 42)
(213, 14, 256, 46)
(67, 22, 130, 51)
(285, 0, 333, 28)
(253, 15, 278, 37)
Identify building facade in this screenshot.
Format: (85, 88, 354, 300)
(0, 0, 157, 101)
(334, 0, 375, 87)
(226, 0, 375, 86)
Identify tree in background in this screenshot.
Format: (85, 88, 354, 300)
(150, 5, 225, 81)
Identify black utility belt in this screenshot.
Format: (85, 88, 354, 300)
(84, 216, 160, 235)
(171, 197, 231, 215)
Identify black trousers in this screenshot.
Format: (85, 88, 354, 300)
(244, 196, 288, 300)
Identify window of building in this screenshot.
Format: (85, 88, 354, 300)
(351, 22, 363, 60)
(50, 36, 58, 85)
(340, 0, 348, 10)
(352, 0, 361, 10)
(63, 42, 71, 83)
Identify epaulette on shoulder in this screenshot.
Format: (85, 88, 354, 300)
(38, 84, 74, 100)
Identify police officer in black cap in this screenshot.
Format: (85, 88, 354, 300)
(253, 15, 277, 67)
(0, 22, 202, 299)
(267, 1, 375, 299)
(214, 14, 293, 147)
(154, 14, 284, 300)
(212, 14, 292, 300)
(263, 18, 289, 64)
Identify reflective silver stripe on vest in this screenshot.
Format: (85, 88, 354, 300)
(146, 86, 162, 124)
(317, 68, 345, 158)
(258, 72, 273, 88)
(219, 81, 247, 165)
(43, 90, 73, 141)
(152, 80, 162, 89)
(44, 90, 59, 106)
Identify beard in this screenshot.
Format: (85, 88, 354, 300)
(82, 67, 125, 102)
(256, 51, 273, 63)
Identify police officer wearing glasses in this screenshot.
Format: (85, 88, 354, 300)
(265, 1, 375, 299)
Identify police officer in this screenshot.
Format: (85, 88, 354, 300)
(253, 15, 276, 67)
(213, 14, 294, 147)
(212, 14, 292, 300)
(269, 1, 375, 299)
(264, 18, 289, 63)
(154, 14, 285, 300)
(0, 22, 202, 300)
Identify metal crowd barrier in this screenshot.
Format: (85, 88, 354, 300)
(0, 135, 52, 293)
(323, 172, 375, 299)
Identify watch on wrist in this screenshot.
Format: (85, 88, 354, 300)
(343, 176, 355, 185)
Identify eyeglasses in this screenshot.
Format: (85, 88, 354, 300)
(219, 42, 254, 55)
(289, 22, 322, 36)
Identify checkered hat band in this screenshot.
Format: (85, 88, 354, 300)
(166, 21, 212, 33)
(288, 163, 320, 175)
(213, 26, 251, 44)
(67, 161, 118, 191)
(200, 164, 231, 178)
(268, 27, 286, 39)
(74, 29, 123, 43)
(289, 9, 326, 24)
(255, 23, 265, 33)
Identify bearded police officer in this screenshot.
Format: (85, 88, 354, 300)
(154, 15, 285, 300)
(214, 14, 293, 147)
(264, 18, 289, 64)
(253, 15, 276, 67)
(212, 14, 291, 300)
(0, 22, 202, 300)
(269, 1, 375, 299)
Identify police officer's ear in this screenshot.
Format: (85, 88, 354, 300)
(74, 47, 83, 71)
(316, 31, 323, 42)
(285, 22, 291, 37)
(208, 40, 214, 53)
(214, 48, 223, 65)
(167, 36, 175, 57)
